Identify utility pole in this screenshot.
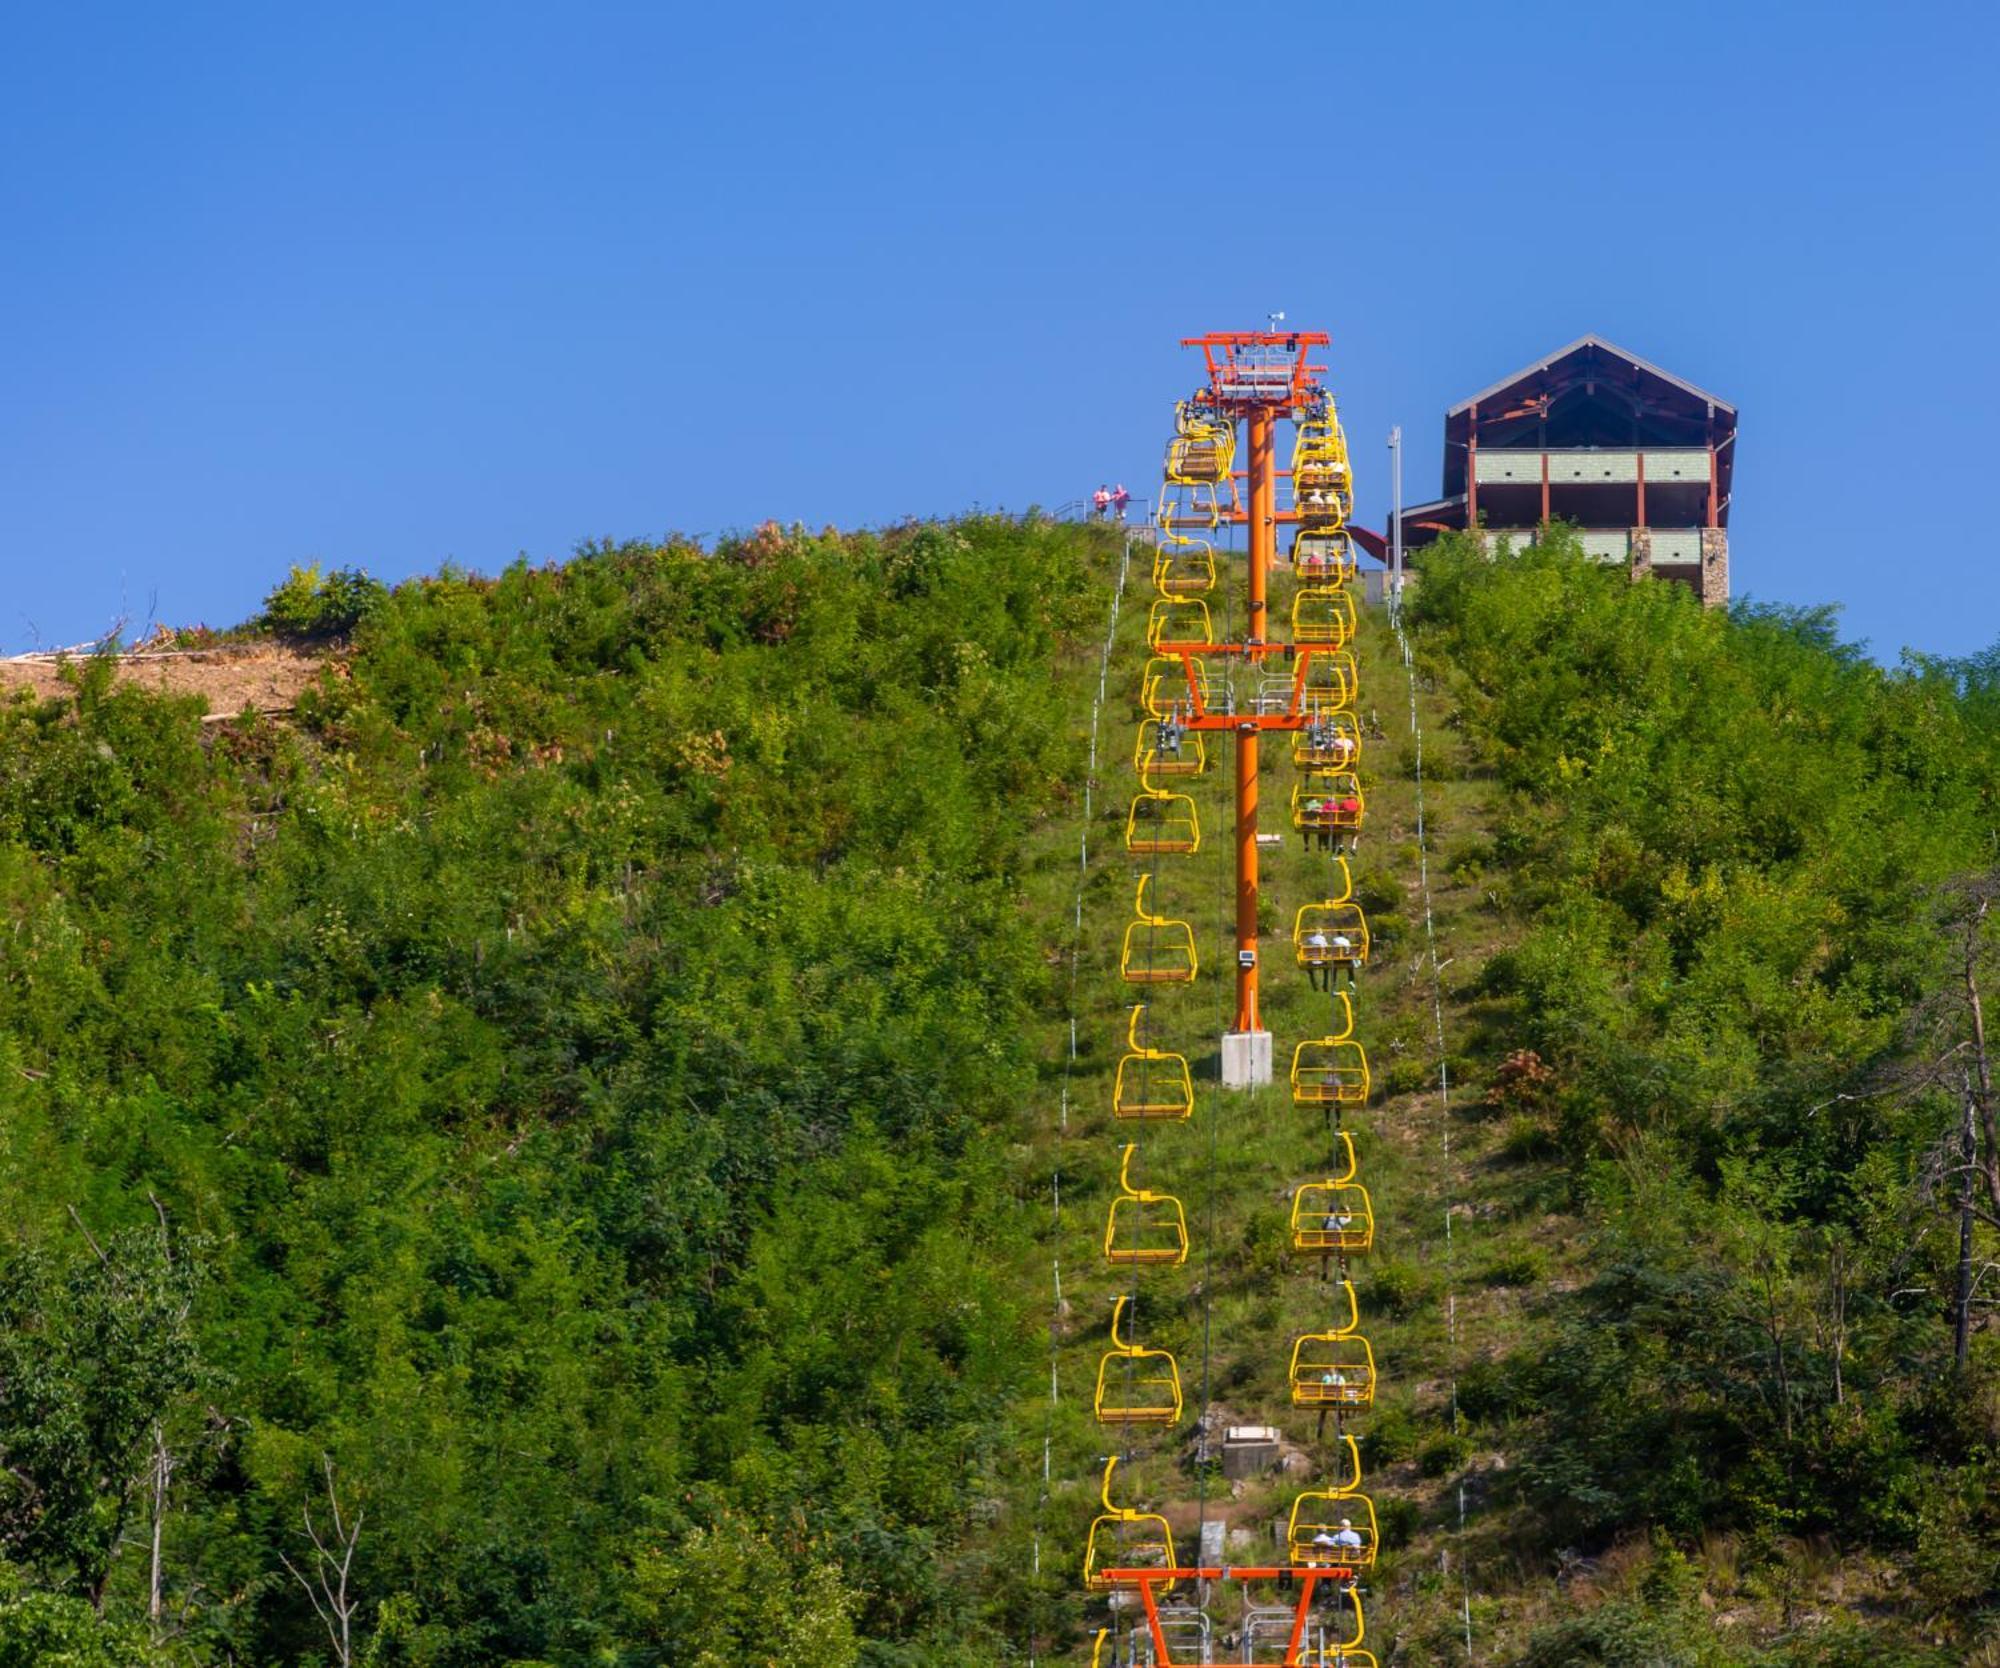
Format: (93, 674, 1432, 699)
(1388, 425, 1403, 617)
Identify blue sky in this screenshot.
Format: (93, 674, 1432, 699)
(4, 0, 1995, 659)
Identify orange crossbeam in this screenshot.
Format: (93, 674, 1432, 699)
(1102, 1566, 1350, 1668)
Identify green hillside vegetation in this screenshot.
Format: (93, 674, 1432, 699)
(4, 519, 2000, 1667)
(0, 519, 1106, 1666)
(1006, 524, 2000, 1668)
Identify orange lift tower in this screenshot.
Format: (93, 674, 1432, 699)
(1160, 328, 1334, 1086)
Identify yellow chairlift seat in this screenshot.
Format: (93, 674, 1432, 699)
(1289, 1492, 1380, 1572)
(1083, 1457, 1177, 1592)
(1300, 651, 1358, 713)
(1153, 535, 1217, 597)
(1127, 789, 1200, 856)
(1293, 713, 1361, 769)
(1295, 886, 1370, 973)
(1165, 433, 1232, 485)
(1095, 1295, 1183, 1426)
(1293, 529, 1358, 586)
(1114, 1004, 1195, 1119)
(1143, 656, 1208, 720)
(1290, 1183, 1373, 1255)
(1292, 1134, 1373, 1255)
(1289, 1334, 1376, 1410)
(1243, 1587, 1375, 1668)
(1121, 877, 1198, 986)
(1148, 596, 1214, 649)
(1292, 586, 1357, 648)
(1292, 993, 1370, 1106)
(1104, 1144, 1189, 1267)
(1292, 771, 1365, 833)
(1156, 481, 1223, 532)
(1289, 1281, 1375, 1409)
(1136, 718, 1207, 779)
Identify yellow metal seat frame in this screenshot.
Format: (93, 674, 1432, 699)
(1291, 585, 1357, 648)
(1288, 1490, 1380, 1571)
(1104, 1144, 1189, 1267)
(1289, 1281, 1375, 1409)
(1292, 771, 1365, 832)
(1292, 1134, 1373, 1255)
(1156, 481, 1223, 533)
(1152, 535, 1216, 597)
(1136, 719, 1206, 779)
(1143, 655, 1209, 720)
(1293, 714, 1361, 770)
(1292, 992, 1370, 1106)
(1095, 1295, 1184, 1426)
(1114, 1004, 1195, 1119)
(1148, 596, 1214, 649)
(1295, 898, 1370, 972)
(1126, 788, 1200, 856)
(1121, 877, 1198, 986)
(1300, 650, 1358, 713)
(1293, 528, 1357, 586)
(1083, 1456, 1177, 1592)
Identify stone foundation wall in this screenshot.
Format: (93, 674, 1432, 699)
(1700, 529, 1729, 608)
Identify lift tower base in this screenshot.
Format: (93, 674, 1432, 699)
(1220, 1029, 1273, 1089)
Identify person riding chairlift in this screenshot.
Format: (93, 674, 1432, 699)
(1304, 928, 1330, 991)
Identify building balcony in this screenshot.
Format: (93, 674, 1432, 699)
(1472, 447, 1713, 486)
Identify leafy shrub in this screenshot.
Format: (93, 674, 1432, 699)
(257, 561, 388, 640)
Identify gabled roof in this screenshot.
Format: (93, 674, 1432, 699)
(1449, 334, 1736, 418)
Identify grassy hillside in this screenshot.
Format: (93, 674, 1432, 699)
(5, 520, 2000, 1667)
(1001, 524, 2000, 1668)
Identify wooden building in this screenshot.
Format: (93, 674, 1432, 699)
(1399, 336, 1736, 605)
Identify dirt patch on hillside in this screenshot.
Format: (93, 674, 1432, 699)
(0, 645, 326, 721)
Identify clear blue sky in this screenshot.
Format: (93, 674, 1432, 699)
(4, 1, 1995, 659)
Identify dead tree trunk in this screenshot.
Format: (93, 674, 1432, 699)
(1959, 1087, 1978, 1370)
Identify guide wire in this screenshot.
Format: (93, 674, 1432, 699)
(1393, 607, 1478, 1664)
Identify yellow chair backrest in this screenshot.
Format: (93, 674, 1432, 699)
(1104, 1144, 1189, 1267)
(1094, 1295, 1184, 1425)
(1114, 1004, 1195, 1119)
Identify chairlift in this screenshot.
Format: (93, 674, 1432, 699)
(1149, 597, 1214, 649)
(1293, 529, 1357, 586)
(1166, 403, 1235, 485)
(1287, 1488, 1380, 1572)
(1153, 535, 1218, 597)
(1293, 713, 1360, 770)
(1114, 1004, 1196, 1120)
(1121, 876, 1198, 985)
(1292, 586, 1356, 648)
(1294, 895, 1369, 975)
(1289, 1283, 1375, 1410)
(1300, 651, 1358, 713)
(1144, 656, 1209, 720)
(1156, 481, 1224, 533)
(1292, 772, 1364, 835)
(1136, 717, 1207, 779)
(1094, 1295, 1184, 1426)
(1105, 1144, 1190, 1267)
(1127, 788, 1201, 856)
(1291, 1135, 1373, 1255)
(1291, 993, 1370, 1107)
(1083, 1456, 1178, 1592)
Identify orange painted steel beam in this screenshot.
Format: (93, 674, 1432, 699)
(1102, 1566, 1346, 1668)
(1236, 407, 1280, 1035)
(1235, 720, 1260, 1034)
